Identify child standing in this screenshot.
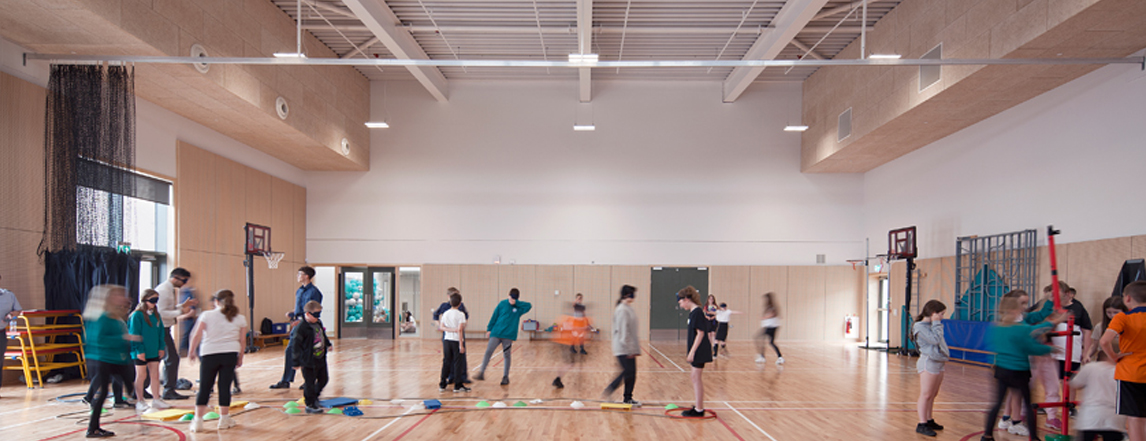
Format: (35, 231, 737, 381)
(1070, 352, 1126, 441)
(1101, 280, 1146, 441)
(913, 300, 949, 437)
(713, 303, 740, 358)
(679, 286, 712, 417)
(187, 290, 248, 432)
(439, 292, 470, 393)
(704, 295, 719, 356)
(981, 290, 1065, 441)
(129, 289, 168, 413)
(291, 301, 332, 413)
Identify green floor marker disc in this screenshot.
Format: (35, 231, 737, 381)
(179, 414, 195, 421)
(513, 401, 527, 407)
(284, 401, 299, 408)
(285, 407, 303, 414)
(101, 408, 110, 414)
(476, 401, 491, 408)
(664, 404, 679, 410)
(203, 411, 220, 421)
(327, 408, 344, 415)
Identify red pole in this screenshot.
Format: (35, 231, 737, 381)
(1046, 225, 1074, 435)
(1047, 225, 1063, 312)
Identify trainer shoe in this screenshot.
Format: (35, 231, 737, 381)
(1007, 422, 1029, 436)
(775, 357, 785, 365)
(680, 408, 706, 417)
(218, 415, 236, 430)
(305, 405, 324, 414)
(623, 399, 642, 407)
(151, 398, 171, 410)
(473, 373, 485, 381)
(189, 417, 204, 433)
(926, 419, 943, 430)
(552, 377, 564, 389)
(755, 355, 766, 363)
(269, 381, 291, 389)
(162, 392, 190, 400)
(915, 423, 937, 437)
(85, 428, 115, 438)
(579, 347, 588, 355)
(500, 377, 510, 386)
(438, 385, 447, 392)
(453, 386, 472, 393)
(112, 401, 132, 409)
(1046, 417, 1063, 431)
(135, 402, 149, 413)
(997, 418, 1012, 430)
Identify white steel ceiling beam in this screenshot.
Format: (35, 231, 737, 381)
(789, 39, 822, 60)
(302, 24, 872, 34)
(722, 0, 831, 102)
(342, 0, 449, 102)
(577, 0, 592, 102)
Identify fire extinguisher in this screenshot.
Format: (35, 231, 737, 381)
(845, 315, 854, 335)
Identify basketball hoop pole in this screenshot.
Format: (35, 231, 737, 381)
(243, 225, 259, 354)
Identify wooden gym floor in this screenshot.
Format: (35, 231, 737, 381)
(1, 339, 1059, 440)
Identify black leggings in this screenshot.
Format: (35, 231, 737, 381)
(606, 355, 637, 401)
(984, 366, 1037, 441)
(88, 361, 135, 432)
(85, 359, 134, 403)
(196, 352, 238, 407)
(755, 327, 782, 358)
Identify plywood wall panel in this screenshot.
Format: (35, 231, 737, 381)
(0, 229, 47, 310)
(1132, 235, 1146, 260)
(825, 266, 863, 341)
(1038, 244, 1070, 298)
(420, 264, 462, 338)
(709, 266, 752, 340)
(270, 178, 296, 259)
(787, 266, 826, 341)
(460, 265, 499, 332)
(611, 266, 651, 341)
(212, 156, 239, 256)
(572, 265, 611, 336)
(294, 185, 306, 263)
(0, 73, 46, 234)
(1066, 237, 1133, 324)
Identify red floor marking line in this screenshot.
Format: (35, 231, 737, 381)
(490, 345, 519, 368)
(643, 346, 666, 369)
(36, 415, 136, 441)
(715, 412, 747, 441)
(392, 408, 439, 441)
(117, 421, 187, 441)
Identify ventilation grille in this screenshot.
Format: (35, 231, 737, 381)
(816, 254, 826, 264)
(920, 43, 942, 92)
(837, 108, 852, 142)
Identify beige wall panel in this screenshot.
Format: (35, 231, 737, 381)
(825, 266, 863, 341)
(787, 266, 827, 341)
(420, 264, 463, 338)
(1132, 235, 1146, 259)
(293, 185, 306, 263)
(937, 256, 957, 309)
(749, 266, 789, 341)
(270, 178, 296, 259)
(1038, 244, 1071, 296)
(611, 266, 651, 341)
(888, 261, 906, 347)
(1066, 237, 1132, 324)
(212, 156, 236, 255)
(0, 229, 46, 310)
(460, 265, 499, 332)
(709, 266, 752, 340)
(0, 72, 46, 234)
(244, 168, 272, 228)
(572, 265, 610, 336)
(176, 142, 207, 253)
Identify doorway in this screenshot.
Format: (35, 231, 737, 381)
(397, 267, 421, 337)
(649, 267, 709, 341)
(340, 267, 395, 339)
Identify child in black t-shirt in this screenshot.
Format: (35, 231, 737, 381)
(678, 286, 711, 417)
(291, 301, 332, 413)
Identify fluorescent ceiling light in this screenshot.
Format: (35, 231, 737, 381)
(568, 53, 599, 63)
(573, 124, 596, 131)
(784, 125, 809, 132)
(365, 121, 390, 129)
(273, 52, 307, 59)
(869, 54, 901, 59)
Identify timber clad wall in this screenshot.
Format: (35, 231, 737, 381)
(175, 141, 306, 324)
(0, 72, 46, 311)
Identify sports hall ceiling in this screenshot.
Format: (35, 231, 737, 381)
(274, 0, 901, 82)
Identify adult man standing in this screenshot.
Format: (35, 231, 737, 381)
(270, 266, 323, 389)
(475, 288, 532, 385)
(1, 273, 24, 396)
(155, 268, 196, 400)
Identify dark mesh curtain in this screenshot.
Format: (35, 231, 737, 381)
(38, 64, 139, 381)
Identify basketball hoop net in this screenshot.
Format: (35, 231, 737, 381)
(262, 251, 285, 269)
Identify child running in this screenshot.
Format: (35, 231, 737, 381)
(602, 285, 640, 406)
(552, 304, 591, 388)
(713, 303, 740, 358)
(704, 295, 719, 356)
(755, 292, 784, 365)
(981, 290, 1065, 441)
(913, 300, 949, 437)
(679, 286, 711, 417)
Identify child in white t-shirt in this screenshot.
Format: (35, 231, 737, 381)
(438, 292, 469, 393)
(1070, 353, 1126, 441)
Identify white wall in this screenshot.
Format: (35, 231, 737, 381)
(306, 80, 867, 266)
(0, 36, 305, 186)
(865, 58, 1146, 258)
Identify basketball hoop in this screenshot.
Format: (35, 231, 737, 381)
(262, 251, 285, 269)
